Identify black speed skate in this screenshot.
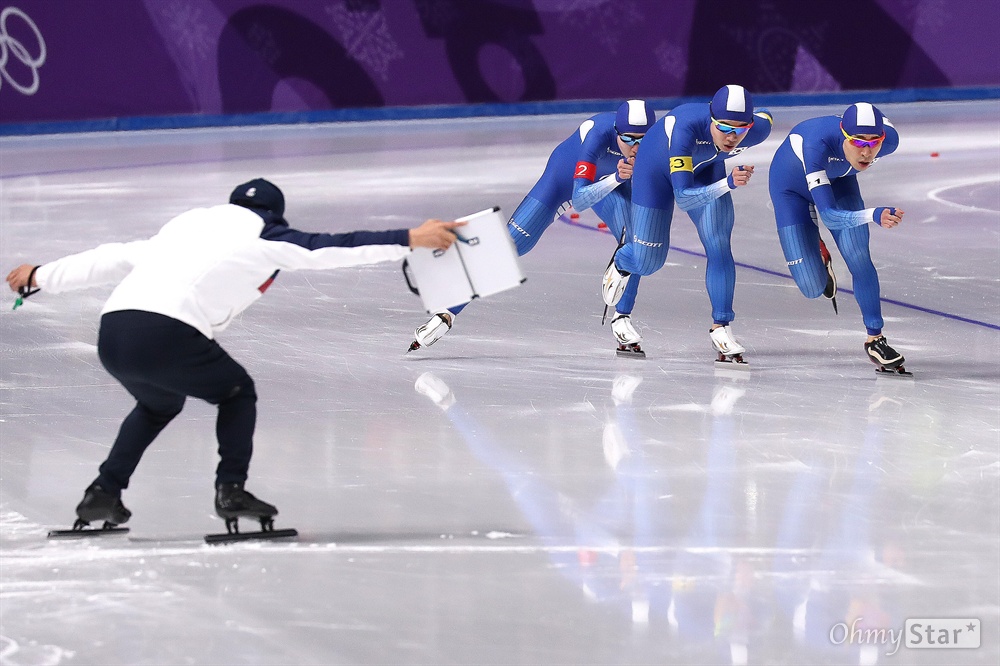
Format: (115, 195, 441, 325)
(48, 482, 131, 538)
(206, 482, 297, 544)
(865, 336, 912, 377)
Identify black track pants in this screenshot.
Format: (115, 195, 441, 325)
(95, 310, 256, 493)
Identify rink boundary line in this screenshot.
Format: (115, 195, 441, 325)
(926, 175, 1000, 214)
(560, 215, 1000, 332)
(4, 86, 998, 137)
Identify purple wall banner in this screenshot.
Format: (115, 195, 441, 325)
(1, 0, 998, 125)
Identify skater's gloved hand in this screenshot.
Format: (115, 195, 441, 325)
(876, 207, 904, 229)
(727, 165, 754, 188)
(615, 157, 634, 183)
(6, 264, 39, 293)
(409, 219, 467, 251)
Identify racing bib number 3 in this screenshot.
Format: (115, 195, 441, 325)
(670, 156, 693, 173)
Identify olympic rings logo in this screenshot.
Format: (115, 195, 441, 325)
(0, 6, 46, 96)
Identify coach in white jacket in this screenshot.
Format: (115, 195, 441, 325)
(5, 178, 463, 529)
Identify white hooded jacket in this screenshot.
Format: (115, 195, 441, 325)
(35, 204, 410, 339)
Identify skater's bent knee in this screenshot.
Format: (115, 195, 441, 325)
(137, 400, 184, 424)
(796, 282, 825, 299)
(223, 377, 257, 403)
(634, 253, 667, 276)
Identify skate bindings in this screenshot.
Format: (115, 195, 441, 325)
(215, 482, 277, 528)
(819, 239, 839, 314)
(49, 482, 133, 538)
(865, 336, 912, 377)
(710, 326, 748, 367)
(205, 482, 296, 544)
(407, 312, 453, 352)
(611, 314, 644, 358)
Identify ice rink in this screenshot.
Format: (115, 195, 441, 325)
(1, 100, 998, 665)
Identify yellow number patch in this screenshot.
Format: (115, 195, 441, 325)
(670, 156, 693, 173)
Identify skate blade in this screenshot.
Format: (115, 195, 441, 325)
(205, 528, 298, 545)
(874, 365, 913, 378)
(714, 355, 749, 369)
(616, 345, 645, 359)
(831, 296, 838, 315)
(48, 526, 130, 539)
(406, 340, 421, 353)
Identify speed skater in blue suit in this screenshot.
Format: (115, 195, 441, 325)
(408, 100, 657, 353)
(768, 102, 910, 374)
(601, 85, 773, 362)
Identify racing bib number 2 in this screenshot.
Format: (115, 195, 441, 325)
(574, 161, 596, 181)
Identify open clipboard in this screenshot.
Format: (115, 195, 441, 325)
(403, 206, 526, 314)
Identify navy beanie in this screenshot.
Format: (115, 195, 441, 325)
(230, 178, 287, 225)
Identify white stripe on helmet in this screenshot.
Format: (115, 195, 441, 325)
(626, 99, 648, 126)
(855, 102, 877, 128)
(725, 85, 747, 113)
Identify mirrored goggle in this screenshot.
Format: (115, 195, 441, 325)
(841, 126, 885, 148)
(711, 118, 753, 136)
(617, 132, 643, 146)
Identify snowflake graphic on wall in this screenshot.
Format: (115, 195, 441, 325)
(157, 0, 213, 61)
(246, 23, 281, 66)
(554, 0, 643, 54)
(325, 1, 404, 82)
(912, 0, 949, 31)
(654, 41, 687, 81)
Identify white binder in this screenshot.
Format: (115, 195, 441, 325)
(403, 207, 526, 313)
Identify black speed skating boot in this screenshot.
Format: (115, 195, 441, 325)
(865, 335, 906, 374)
(215, 482, 278, 533)
(75, 482, 131, 526)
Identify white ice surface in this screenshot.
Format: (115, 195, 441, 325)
(1, 101, 998, 665)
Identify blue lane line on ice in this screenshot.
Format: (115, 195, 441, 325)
(560, 216, 1000, 332)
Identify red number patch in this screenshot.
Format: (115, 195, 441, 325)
(574, 161, 596, 181)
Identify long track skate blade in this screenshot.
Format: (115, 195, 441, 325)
(832, 296, 838, 315)
(48, 526, 130, 539)
(875, 366, 913, 378)
(714, 358, 749, 370)
(205, 528, 298, 545)
(616, 344, 645, 359)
